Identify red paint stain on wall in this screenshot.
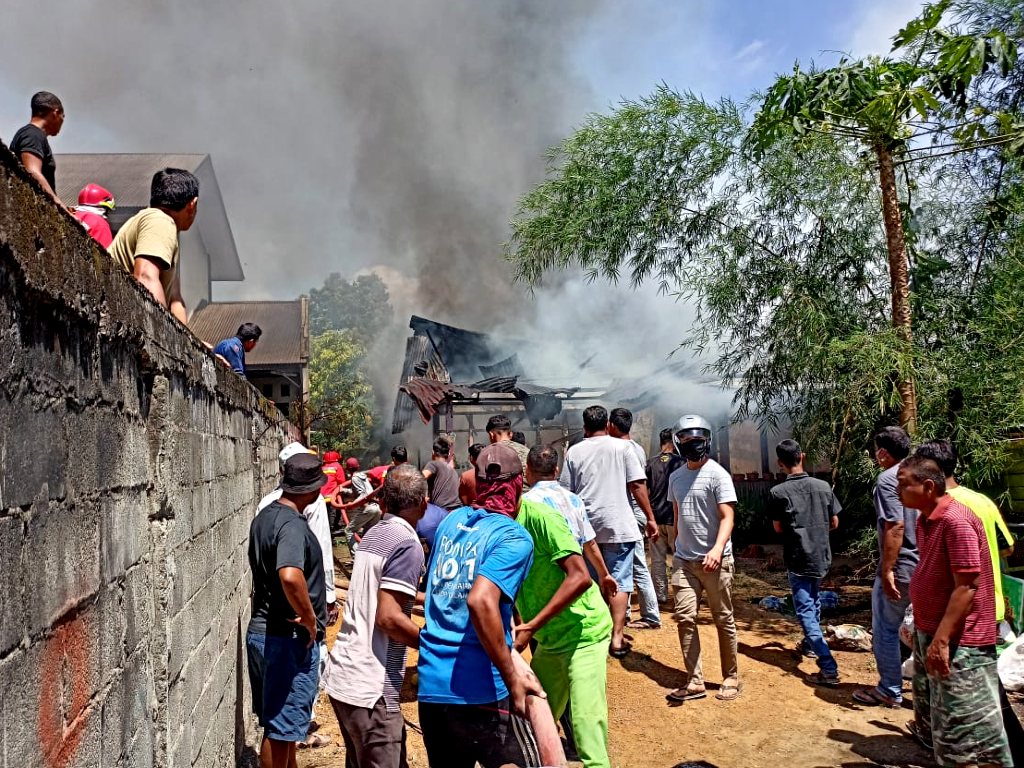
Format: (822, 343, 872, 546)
(37, 614, 92, 768)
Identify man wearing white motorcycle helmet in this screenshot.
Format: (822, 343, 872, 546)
(665, 415, 741, 702)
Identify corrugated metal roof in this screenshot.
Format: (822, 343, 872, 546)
(189, 299, 308, 366)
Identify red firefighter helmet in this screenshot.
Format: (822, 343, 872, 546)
(78, 183, 116, 211)
(323, 450, 341, 463)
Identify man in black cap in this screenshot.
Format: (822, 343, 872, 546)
(246, 453, 328, 768)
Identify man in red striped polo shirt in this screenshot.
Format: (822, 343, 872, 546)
(897, 455, 1010, 768)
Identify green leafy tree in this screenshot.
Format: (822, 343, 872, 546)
(302, 330, 375, 456)
(308, 272, 393, 342)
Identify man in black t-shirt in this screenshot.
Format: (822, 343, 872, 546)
(646, 428, 682, 604)
(10, 91, 66, 210)
(247, 452, 328, 768)
(769, 439, 842, 686)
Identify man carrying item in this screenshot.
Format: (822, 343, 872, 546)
(769, 439, 841, 686)
(322, 464, 428, 768)
(608, 407, 661, 631)
(853, 426, 918, 708)
(647, 428, 683, 605)
(335, 446, 407, 545)
(213, 322, 262, 377)
(108, 168, 199, 323)
(73, 183, 116, 248)
(666, 414, 741, 702)
(561, 405, 655, 657)
(10, 91, 66, 209)
(516, 447, 614, 768)
(897, 455, 1011, 768)
(246, 453, 328, 768)
(417, 443, 545, 768)
(487, 414, 531, 473)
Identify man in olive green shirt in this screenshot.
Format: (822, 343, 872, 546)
(514, 447, 613, 768)
(108, 168, 198, 323)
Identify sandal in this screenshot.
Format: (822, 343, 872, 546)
(716, 682, 743, 700)
(852, 687, 901, 708)
(666, 686, 707, 702)
(906, 720, 933, 750)
(626, 619, 661, 630)
(808, 671, 840, 687)
(609, 642, 632, 658)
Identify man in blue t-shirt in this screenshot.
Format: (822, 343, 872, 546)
(417, 443, 545, 768)
(213, 322, 262, 377)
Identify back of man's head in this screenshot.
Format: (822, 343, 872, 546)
(913, 439, 957, 479)
(874, 426, 911, 461)
(582, 405, 608, 434)
(468, 442, 485, 462)
(486, 414, 512, 436)
(609, 407, 633, 435)
(527, 445, 559, 478)
(512, 431, 527, 446)
(150, 168, 199, 211)
(391, 445, 408, 464)
(382, 463, 427, 517)
(432, 435, 451, 457)
(659, 427, 675, 448)
(775, 439, 803, 469)
(237, 322, 262, 343)
(31, 91, 62, 117)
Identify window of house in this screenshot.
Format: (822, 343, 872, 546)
(261, 384, 273, 398)
(281, 383, 291, 397)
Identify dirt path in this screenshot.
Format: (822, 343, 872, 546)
(298, 559, 934, 768)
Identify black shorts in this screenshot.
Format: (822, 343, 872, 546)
(418, 698, 541, 768)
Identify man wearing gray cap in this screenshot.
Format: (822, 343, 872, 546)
(246, 453, 328, 768)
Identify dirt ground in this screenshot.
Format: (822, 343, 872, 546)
(298, 554, 938, 768)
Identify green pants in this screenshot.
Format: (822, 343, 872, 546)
(531, 638, 611, 768)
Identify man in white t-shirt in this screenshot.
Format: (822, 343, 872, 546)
(561, 405, 657, 657)
(321, 464, 427, 767)
(665, 414, 741, 703)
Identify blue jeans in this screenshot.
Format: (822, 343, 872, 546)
(632, 534, 661, 626)
(787, 573, 837, 676)
(871, 575, 911, 700)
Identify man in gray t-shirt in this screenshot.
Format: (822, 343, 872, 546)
(664, 414, 740, 702)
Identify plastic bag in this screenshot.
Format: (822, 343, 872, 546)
(826, 623, 873, 651)
(899, 603, 915, 648)
(997, 635, 1024, 692)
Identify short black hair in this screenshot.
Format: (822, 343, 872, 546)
(432, 435, 451, 456)
(468, 442, 485, 461)
(874, 426, 911, 461)
(390, 445, 408, 463)
(914, 439, 957, 479)
(775, 439, 802, 469)
(486, 414, 512, 433)
(527, 445, 559, 477)
(583, 405, 608, 433)
(609, 407, 633, 434)
(659, 428, 674, 446)
(150, 168, 199, 211)
(31, 91, 62, 117)
(899, 454, 946, 491)
(236, 322, 262, 342)
(382, 463, 427, 516)
(512, 431, 527, 446)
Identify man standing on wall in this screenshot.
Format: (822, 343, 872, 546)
(246, 453, 328, 768)
(853, 426, 918, 708)
(647, 428, 682, 606)
(10, 91, 66, 210)
(560, 405, 655, 657)
(666, 414, 741, 702)
(769, 439, 841, 686)
(108, 168, 199, 323)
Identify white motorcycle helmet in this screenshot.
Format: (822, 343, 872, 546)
(671, 415, 714, 456)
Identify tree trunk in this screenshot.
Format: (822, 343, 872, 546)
(875, 143, 917, 434)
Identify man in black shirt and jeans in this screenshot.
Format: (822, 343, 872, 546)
(10, 91, 66, 210)
(247, 452, 328, 768)
(646, 428, 682, 605)
(769, 439, 842, 686)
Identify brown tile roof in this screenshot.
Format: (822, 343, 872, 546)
(189, 299, 308, 367)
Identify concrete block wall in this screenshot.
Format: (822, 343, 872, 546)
(0, 143, 290, 767)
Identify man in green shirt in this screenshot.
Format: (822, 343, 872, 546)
(514, 447, 614, 768)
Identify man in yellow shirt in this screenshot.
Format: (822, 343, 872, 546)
(108, 169, 199, 323)
(915, 440, 1015, 621)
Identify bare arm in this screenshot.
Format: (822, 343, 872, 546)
(375, 588, 420, 648)
(166, 269, 187, 323)
(20, 152, 65, 208)
(279, 566, 317, 648)
(628, 480, 658, 540)
(583, 539, 618, 601)
(703, 502, 735, 571)
(467, 575, 542, 716)
(925, 571, 979, 677)
(514, 554, 591, 651)
(132, 256, 169, 307)
(880, 521, 905, 599)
